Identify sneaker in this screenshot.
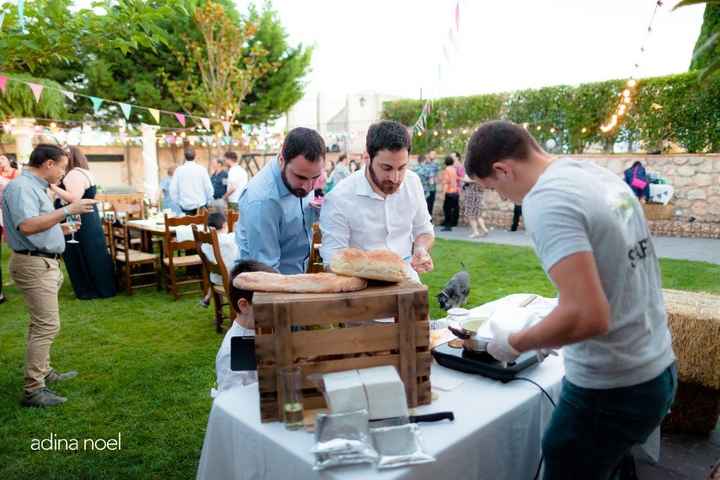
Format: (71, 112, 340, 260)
(0, 293, 6, 305)
(199, 298, 210, 308)
(22, 388, 67, 407)
(45, 369, 78, 384)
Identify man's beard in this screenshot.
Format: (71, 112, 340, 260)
(282, 165, 310, 198)
(369, 162, 400, 195)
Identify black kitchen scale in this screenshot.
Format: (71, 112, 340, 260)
(432, 342, 539, 383)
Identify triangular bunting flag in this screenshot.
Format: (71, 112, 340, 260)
(119, 103, 132, 120)
(28, 83, 44, 103)
(90, 96, 103, 113)
(201, 118, 210, 130)
(148, 108, 160, 123)
(0, 76, 7, 93)
(222, 121, 231, 136)
(62, 90, 76, 102)
(175, 112, 186, 126)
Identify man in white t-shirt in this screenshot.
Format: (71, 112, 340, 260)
(320, 120, 435, 283)
(464, 121, 676, 479)
(223, 151, 248, 212)
(214, 259, 276, 394)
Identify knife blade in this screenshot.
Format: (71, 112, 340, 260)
(369, 411, 455, 428)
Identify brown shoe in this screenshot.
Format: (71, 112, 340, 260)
(22, 388, 67, 407)
(45, 369, 78, 384)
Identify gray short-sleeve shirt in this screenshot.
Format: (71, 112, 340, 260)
(1, 170, 65, 254)
(523, 158, 675, 389)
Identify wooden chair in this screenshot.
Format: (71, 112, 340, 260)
(193, 226, 235, 333)
(163, 212, 208, 300)
(227, 209, 239, 233)
(307, 223, 324, 273)
(108, 219, 160, 295)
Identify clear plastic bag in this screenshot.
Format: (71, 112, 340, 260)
(312, 410, 378, 470)
(371, 424, 435, 470)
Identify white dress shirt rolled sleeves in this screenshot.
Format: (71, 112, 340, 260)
(319, 169, 434, 274)
(169, 161, 214, 211)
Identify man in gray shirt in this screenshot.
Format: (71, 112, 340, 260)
(2, 144, 96, 407)
(464, 121, 676, 479)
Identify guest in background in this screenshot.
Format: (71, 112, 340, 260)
(440, 156, 459, 232)
(160, 166, 182, 216)
(170, 147, 213, 215)
(326, 153, 351, 193)
(210, 158, 228, 201)
(51, 146, 116, 300)
(453, 151, 466, 228)
(511, 204, 523, 232)
(462, 175, 490, 238)
(624, 161, 650, 202)
(2, 144, 96, 407)
(413, 154, 439, 217)
(0, 155, 18, 304)
(223, 151, 248, 212)
(199, 211, 239, 308)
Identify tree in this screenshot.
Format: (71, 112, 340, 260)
(677, 0, 720, 81)
(0, 74, 67, 119)
(165, 1, 275, 123)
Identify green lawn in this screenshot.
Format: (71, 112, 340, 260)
(1, 238, 719, 479)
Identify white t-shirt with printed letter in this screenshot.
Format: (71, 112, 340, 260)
(523, 158, 675, 389)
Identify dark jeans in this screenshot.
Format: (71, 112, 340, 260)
(426, 191, 436, 218)
(511, 204, 522, 231)
(181, 206, 206, 216)
(542, 363, 677, 480)
(443, 193, 460, 228)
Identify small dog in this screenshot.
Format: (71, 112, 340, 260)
(437, 263, 470, 311)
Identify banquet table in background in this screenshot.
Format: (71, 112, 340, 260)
(196, 355, 565, 480)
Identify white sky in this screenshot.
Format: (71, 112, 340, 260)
(250, 0, 706, 100)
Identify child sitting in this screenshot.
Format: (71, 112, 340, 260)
(214, 259, 277, 394)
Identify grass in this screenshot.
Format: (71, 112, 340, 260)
(1, 238, 719, 479)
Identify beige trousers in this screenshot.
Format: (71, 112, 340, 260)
(9, 253, 64, 394)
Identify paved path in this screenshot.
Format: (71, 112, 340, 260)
(436, 227, 720, 265)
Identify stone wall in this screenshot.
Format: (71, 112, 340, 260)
(430, 154, 720, 238)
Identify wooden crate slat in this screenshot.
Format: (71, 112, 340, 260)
(258, 351, 433, 393)
(398, 292, 418, 407)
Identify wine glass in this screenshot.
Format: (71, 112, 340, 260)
(67, 215, 81, 244)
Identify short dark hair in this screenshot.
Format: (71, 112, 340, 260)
(281, 127, 326, 163)
(224, 151, 238, 162)
(28, 144, 67, 167)
(465, 121, 542, 179)
(184, 147, 196, 161)
(417, 154, 426, 163)
(453, 151, 462, 160)
(228, 260, 277, 308)
(338, 153, 347, 162)
(208, 212, 226, 230)
(444, 155, 455, 166)
(366, 120, 411, 161)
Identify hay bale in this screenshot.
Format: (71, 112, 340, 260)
(663, 289, 720, 390)
(662, 380, 720, 435)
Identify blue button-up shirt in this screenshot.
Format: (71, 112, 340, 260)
(1, 170, 66, 254)
(235, 158, 316, 274)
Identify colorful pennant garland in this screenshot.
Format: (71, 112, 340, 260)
(28, 83, 44, 103)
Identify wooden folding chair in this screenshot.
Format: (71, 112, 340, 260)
(108, 219, 160, 295)
(193, 226, 236, 333)
(227, 209, 239, 233)
(163, 212, 208, 300)
(307, 222, 324, 273)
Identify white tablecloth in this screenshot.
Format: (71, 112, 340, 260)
(196, 355, 565, 480)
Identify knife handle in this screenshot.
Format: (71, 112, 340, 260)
(409, 411, 455, 423)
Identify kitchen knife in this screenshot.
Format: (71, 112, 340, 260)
(369, 411, 455, 428)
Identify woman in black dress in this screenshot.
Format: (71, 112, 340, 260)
(52, 146, 116, 299)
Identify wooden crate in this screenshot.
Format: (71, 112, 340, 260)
(643, 202, 673, 221)
(253, 283, 431, 423)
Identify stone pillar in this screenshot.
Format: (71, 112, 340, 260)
(14, 118, 35, 165)
(141, 124, 159, 203)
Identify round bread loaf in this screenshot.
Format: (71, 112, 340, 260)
(330, 248, 407, 283)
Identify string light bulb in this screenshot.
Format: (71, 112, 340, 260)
(549, 127, 556, 134)
(447, 129, 452, 135)
(522, 123, 529, 129)
(627, 79, 637, 88)
(536, 125, 541, 131)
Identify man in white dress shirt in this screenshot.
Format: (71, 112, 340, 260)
(320, 120, 435, 283)
(223, 151, 248, 212)
(170, 147, 214, 215)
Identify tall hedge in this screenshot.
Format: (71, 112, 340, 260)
(382, 71, 720, 153)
